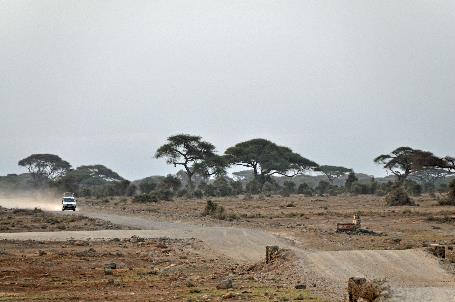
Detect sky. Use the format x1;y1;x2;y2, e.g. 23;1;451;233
1;0;454;180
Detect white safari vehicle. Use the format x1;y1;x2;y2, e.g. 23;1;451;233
62;192;77;211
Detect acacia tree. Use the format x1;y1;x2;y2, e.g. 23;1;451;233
57;164;128;196
155;134;226;191
316;165;352;184
18;154;71;185
225;139;318;183
374;147;445;185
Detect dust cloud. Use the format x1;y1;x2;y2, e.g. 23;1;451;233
0;191;63;211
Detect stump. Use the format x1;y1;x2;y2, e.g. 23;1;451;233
429;244;446;258
265;246;279;264
348;277;366;302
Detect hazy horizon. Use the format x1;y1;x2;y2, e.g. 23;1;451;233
2;1;454;180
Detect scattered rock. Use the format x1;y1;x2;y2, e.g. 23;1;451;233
129;235;145;243
38;250;47;256
75;248;97;257
104;267;113;275
107;262;117;269
294;284;306;289
216;278;233;289
222;292;236;299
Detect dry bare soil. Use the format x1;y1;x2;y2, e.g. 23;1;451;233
0;238;317;301
0;206;132;232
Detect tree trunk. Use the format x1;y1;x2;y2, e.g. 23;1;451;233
187;172;194;193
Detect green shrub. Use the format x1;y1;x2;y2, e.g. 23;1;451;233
133;193;158;203
351;182;370;195
153;188;173;201
280;188;290;197
202;200;226;220
177;189;187;198
193;189;203;199
203;184;217;197
405;180;422;196
230;180;243;195
262;181;275;196
438;180;455;205
246;179;261;194
212;177;233;197
283;181;296;194
385;187;414;206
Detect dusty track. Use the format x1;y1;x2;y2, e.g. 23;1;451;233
0;210;289;262
304;249;455;301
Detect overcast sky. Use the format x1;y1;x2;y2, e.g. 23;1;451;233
1;0;454;180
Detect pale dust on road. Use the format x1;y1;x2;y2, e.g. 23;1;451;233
0;196;63;211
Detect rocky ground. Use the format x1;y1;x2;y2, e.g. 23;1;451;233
0;206;133;232
0;238;321;302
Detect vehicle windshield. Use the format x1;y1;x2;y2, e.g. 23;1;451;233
63;198;75;203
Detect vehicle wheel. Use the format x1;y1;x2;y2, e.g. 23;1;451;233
73;209;76;211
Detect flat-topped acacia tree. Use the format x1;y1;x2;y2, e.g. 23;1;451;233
225;138;318;183
18;154;71;185
155;134;226;192
374;146;446;205
374;147;445;185
316;165;353;184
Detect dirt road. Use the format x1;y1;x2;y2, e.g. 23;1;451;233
304;249;455;301
0;209;289;262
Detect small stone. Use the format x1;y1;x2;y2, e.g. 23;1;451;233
107;262;117;269
295;284;306;289
38;250;46;256
104;268;113;275
222;292;235;299
216;278;233;289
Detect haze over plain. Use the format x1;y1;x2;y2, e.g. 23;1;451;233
1;1;454;179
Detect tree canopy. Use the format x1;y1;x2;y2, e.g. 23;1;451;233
18;154;71;183
316;165;352;183
64;165;125;185
374;147;445;184
57;164;128;196
225;138;318;182
155;134;227;190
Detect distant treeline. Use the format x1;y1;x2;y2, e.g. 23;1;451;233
1;135;454;204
